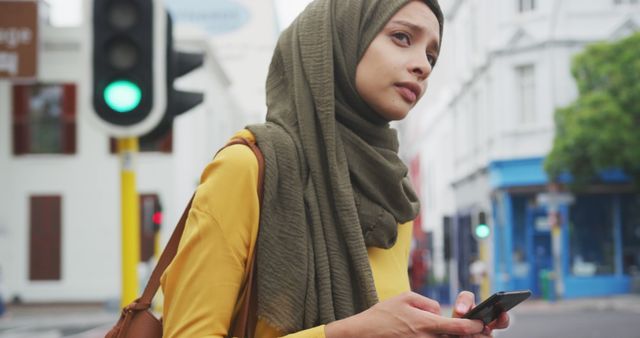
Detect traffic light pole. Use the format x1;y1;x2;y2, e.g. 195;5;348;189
479;240;490;301
118;137;141;308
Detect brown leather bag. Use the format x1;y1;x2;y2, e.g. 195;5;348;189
105;137;265;338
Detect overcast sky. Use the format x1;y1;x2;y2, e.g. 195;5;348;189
46;0;314;30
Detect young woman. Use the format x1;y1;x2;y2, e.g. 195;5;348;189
161;1;510;337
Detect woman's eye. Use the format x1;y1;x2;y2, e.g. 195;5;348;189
427;54;437;67
392;32;411;46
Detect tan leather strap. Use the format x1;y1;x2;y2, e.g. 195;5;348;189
222;137;264;338
136;137;265;337
138;195;194;306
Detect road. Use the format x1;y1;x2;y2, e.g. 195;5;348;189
1;296;639;337
501;307;640;337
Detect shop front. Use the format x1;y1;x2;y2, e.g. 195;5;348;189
489;158;639;299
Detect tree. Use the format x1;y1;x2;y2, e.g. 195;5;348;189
545;32;640;190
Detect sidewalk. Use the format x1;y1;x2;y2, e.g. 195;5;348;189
513;294;640;314
0;295;639;337
434;294;640;317
0;303;117;338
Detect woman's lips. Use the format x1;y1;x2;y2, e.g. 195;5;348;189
395;85;418;104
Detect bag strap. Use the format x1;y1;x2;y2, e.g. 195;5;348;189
223;137;264;338
136;137;265;336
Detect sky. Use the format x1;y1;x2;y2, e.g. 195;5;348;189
46;0;314;30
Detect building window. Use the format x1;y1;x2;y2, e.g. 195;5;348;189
108;128;173;154
12;83;76;155
518;0;536;12
516;64;536;125
614;0;639;5
30;195;62;281
622;194;640;275
569;195;615;276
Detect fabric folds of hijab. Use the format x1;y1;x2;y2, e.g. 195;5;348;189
246;0;443;334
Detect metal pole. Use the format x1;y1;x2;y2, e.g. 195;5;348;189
550;211;563;301
548;183;564;301
479;241;490;301
118;137;140;308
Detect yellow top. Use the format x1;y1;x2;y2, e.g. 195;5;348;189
161;130;413;338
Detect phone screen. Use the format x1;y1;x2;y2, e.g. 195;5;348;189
462;290;531;324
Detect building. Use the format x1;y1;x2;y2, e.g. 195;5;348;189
0;1;266;303
401;0;640;301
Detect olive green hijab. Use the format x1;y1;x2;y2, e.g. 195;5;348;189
246;0;443;333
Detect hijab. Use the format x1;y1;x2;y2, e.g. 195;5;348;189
246;0;443;333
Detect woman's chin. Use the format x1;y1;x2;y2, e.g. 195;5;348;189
379;107;412;121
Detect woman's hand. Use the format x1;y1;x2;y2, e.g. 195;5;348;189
448;291;510;338
325;292;484;338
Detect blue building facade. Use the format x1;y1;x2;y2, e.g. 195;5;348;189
489;158;639;299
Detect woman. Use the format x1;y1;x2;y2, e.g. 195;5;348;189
161;0;510;337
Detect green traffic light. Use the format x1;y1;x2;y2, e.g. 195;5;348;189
475;224;491;239
104;80;142;113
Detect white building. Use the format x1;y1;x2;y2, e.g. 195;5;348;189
400;0;640;299
0;1;263;303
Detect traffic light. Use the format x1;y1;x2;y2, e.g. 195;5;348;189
140;194;162;262
152;200;162;233
137;13;204;142
90;0;167;137
473;211;491;240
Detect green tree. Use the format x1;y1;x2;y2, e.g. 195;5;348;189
545;32;640;190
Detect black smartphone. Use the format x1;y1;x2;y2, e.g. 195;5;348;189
462;290;532;325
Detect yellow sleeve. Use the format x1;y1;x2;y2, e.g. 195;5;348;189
161;142;260;338
282;326;326;338
160;132;328;338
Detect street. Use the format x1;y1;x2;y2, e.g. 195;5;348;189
503;311;640;338
500;296;640;338
1;295;639;337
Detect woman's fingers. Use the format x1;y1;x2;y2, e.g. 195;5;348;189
482;324;493;336
426;315;484;336
452;291;476;318
405;291;442;315
488;311;510;330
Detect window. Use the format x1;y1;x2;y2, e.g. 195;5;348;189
109;128;173;154
30;195;62;281
469;3;478;52
621;194;640;275
45;0;83;27
518;0;536;12
516;64;536;125
614;0;639;5
471;91;480;146
569;195;615;276
12;83;76;155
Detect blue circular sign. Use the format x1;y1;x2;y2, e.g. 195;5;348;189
166;0;251;35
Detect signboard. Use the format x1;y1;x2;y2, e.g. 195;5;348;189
165;0;251;35
0;0;38;80
536;192;574;213
165;0;278;121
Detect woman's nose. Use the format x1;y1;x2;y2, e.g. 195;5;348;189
410;56;432;80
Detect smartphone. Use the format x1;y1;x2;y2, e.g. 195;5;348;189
462;290;532;324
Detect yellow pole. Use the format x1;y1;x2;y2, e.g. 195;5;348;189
479;241;490;301
153;229;163;314
154;231;161;260
118;137;140;308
